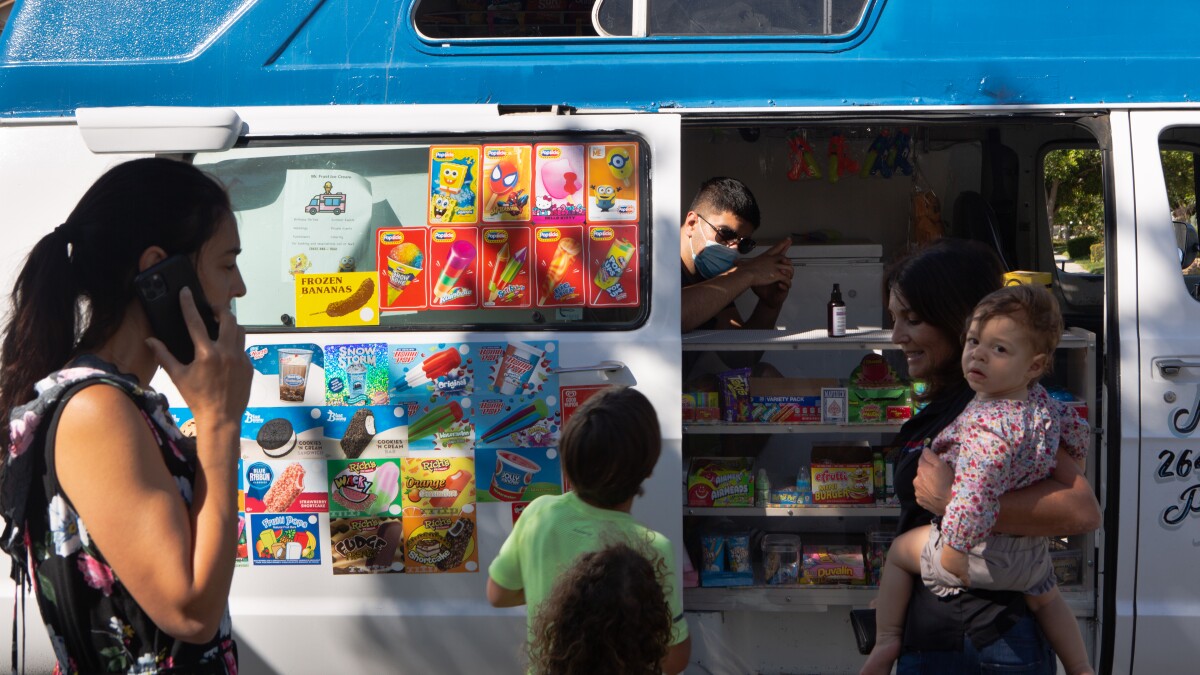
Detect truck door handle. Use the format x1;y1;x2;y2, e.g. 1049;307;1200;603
555;360;625;374
1156;358;1200;377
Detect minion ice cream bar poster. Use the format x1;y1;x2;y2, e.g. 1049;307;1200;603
281;170;373;282
586;143;638;223
428;146;480;225
250;513;321;566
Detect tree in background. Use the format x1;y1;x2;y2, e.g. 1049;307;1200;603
1044;149;1103;242
1161;150;1196;223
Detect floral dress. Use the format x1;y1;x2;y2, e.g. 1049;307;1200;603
0;356;237;674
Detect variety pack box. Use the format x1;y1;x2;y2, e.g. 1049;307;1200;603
749;377;838;424
847;354;912;423
687;457;753;507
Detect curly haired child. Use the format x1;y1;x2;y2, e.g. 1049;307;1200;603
528;543;673;675
862;284;1094;675
487;386;691;674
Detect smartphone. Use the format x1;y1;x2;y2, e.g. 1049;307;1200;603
134;255;220;364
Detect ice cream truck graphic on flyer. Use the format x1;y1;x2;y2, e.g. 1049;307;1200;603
8;1;1200;673
304;181;347;215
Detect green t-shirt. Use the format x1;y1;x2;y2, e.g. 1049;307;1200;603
488;491;688;646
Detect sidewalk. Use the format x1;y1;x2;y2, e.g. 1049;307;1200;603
1055;254;1089;274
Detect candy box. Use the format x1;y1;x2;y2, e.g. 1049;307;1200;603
749;377;837;424
687;457;754;507
718;368;751;423
800;544;867;585
847;354;911;423
810;445;875;504
683;391;720;423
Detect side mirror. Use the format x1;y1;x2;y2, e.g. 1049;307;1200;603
1175;220;1199;270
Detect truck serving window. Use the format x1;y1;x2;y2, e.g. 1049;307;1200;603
1158;130;1200;300
415;0;872;39
195;136;648;332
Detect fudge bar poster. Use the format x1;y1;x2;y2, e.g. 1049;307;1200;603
330;517;406;574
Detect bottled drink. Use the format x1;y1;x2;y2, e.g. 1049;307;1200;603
827;283;847;337
796;465;813;505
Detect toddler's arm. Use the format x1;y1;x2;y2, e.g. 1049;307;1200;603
941;424;1014;552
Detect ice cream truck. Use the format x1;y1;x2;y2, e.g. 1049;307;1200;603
3;1;1200;672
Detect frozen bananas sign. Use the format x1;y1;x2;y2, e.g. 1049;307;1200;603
294;272;379;327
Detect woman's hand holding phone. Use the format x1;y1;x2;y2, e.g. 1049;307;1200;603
146;287;252;443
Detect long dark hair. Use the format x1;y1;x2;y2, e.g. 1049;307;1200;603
0;158;230;459
885;238;1004;398
528;542;673;675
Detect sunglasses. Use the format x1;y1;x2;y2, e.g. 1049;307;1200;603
696;213;757;254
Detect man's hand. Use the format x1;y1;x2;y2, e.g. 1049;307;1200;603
914;448;953;515
737;238;793;289
941;545;970;586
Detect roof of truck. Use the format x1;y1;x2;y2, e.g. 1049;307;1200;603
3;0;1200;117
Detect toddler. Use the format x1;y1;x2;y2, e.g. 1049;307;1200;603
862;284;1093;675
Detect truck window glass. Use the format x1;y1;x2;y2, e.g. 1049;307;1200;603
1042;148;1105;279
1158;133;1200;299
414;0;872;40
194;137;649;332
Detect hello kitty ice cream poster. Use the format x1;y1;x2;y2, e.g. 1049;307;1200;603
532;144;585;224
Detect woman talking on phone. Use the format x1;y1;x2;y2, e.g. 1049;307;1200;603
0;158;251;673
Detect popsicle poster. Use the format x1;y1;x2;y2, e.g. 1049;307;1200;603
586;224;639;307
377;228;428;311
330;517;406;575
481;145;532;223
324;343;390;406
532;144;585;224
388;344;473;402
427;227;480;309
250;513;321;566
476;447;562;504
481;227;532;308
321;405;408;459
428;146;480;225
243;459;329;514
534;226;585;307
328;458;404;518
403;512;478;574
586;143;638;223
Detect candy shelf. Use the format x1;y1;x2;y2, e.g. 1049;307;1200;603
685;506;899;518
681;326;1098;617
683;586;1095;616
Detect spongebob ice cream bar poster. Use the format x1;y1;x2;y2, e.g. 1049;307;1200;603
428;146;480;224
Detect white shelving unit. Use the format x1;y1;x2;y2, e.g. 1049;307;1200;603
682;327;1098;616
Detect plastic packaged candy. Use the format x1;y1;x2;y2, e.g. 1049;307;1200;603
762;533;801;585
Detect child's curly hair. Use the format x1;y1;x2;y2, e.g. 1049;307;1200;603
528;543;673;675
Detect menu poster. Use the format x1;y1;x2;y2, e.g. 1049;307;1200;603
534;226;585;308
377;228;429;311
481;145;533;223
428;146;481;225
250;513;321;566
532;143;586;224
427;227;480;310
585;224;639;307
585;143;638;223
481;226;532;308
282;170;373;282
